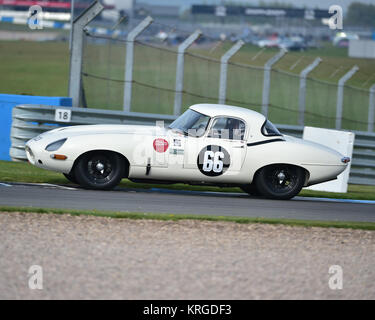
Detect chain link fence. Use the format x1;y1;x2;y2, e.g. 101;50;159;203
81;34;125;109
269;69;300;125
342;85;370;131
305;78;337;129
226;62;263;113
78;16;375;133
182;51;220;110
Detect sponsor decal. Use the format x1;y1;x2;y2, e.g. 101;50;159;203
170;149;184;155
197;145;230;176
173;138;181;147
153;138;169;153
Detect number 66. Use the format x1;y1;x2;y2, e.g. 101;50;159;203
203;151;224;173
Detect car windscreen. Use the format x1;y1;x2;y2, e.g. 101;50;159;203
262;120;282;136
169;109;210;137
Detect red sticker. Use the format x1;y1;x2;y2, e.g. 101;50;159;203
153;138;169;153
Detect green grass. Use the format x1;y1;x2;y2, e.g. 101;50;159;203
1;205;375;230
1;160;375;200
205;41;375;87
0;39;374;131
0;40;69;97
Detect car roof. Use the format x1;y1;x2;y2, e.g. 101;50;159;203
189;103;266;124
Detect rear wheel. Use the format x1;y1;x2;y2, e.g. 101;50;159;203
255;165;305;200
74;152;125;190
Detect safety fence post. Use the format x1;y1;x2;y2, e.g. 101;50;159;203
218;40;244;104
298;57;321;126
336;66;359;129
68;1;104;108
368;84;375;132
173;30;202;116
261;49;287;117
123;16;153;112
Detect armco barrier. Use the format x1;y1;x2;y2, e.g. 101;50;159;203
10;104;375;186
10;104;176;161
0;94;72;161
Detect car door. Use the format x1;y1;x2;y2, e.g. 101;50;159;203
183;116;247;180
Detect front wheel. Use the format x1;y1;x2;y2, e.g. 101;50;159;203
63;172;78;184
255;165;305;200
74;152;125;190
240;184;261;196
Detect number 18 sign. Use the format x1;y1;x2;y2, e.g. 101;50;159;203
55;109;72;123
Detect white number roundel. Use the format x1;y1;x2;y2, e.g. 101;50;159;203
198;145;230;177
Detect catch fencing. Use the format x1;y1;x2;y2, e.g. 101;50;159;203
16;3;372;186
10;104;375;186
71;12;375;133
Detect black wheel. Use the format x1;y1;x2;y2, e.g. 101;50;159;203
240;184;261;196
255;165;305;200
63;172;78;184
74;152;125;190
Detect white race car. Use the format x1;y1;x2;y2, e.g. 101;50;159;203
25;104;350;200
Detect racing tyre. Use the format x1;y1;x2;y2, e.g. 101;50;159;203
255;165;305;200
74;152;125;190
240;184;261;196
63;172;78;184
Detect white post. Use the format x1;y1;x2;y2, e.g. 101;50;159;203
218;40;244;104
298;57;321;126
69;0;75;51
68;1;104;108
123;16;153;112
173;30;202;116
336;66;359;129
261;49;287;117
368;84;375;132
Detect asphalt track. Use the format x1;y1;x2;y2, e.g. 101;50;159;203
0;182;374;222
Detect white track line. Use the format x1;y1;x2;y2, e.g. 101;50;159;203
0;182;78;191
36;183;79;191
295;196;375;205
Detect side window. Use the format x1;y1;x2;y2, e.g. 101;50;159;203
262;120;282;137
208;117;246;140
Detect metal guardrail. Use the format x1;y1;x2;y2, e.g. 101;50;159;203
10;104;176;161
10;104;375;186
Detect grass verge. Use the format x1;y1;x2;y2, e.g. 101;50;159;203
1;160;375;200
1;205;375;231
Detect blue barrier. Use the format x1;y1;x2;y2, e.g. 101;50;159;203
0;94;72;161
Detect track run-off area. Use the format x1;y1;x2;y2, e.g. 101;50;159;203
1;182;375;299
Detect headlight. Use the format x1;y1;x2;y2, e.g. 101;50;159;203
25;146;34;159
341;157;350;164
45;138;67;152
